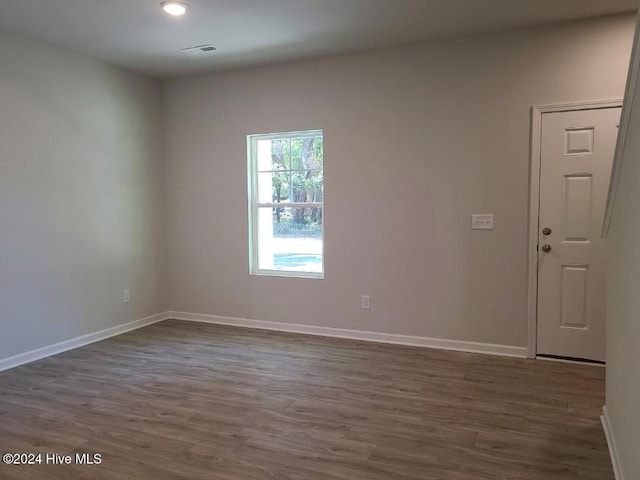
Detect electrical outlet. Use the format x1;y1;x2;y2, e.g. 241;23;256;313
471;214;494;230
123;289;131;303
361;295;371;310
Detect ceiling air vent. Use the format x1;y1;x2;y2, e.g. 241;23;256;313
180;44;218;56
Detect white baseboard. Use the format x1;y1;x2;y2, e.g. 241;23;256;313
169;311;528;358
0;311;170;372
602;405;625;480
0;310;528;373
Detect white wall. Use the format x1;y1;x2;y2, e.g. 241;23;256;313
0;29;167;359
606;19;640;478
164;15;634;348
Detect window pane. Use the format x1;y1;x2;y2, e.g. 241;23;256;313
258;138;290;171
250;129;323;278
291;136;323;170
292;170;323;203
258;171;291;203
257;206;323;273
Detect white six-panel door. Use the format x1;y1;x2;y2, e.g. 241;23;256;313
537;107;620;362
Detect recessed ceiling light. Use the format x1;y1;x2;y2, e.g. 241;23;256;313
161;2;189;16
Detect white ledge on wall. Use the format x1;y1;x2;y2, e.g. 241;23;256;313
602;405;626;480
0;312;170;372
0;311;528;373
169;311;528;358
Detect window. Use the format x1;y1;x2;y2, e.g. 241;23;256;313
247;130;324;278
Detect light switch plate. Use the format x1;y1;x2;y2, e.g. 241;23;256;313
472;214;494;230
361;295;371;310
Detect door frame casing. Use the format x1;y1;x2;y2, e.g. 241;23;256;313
527;99;623;359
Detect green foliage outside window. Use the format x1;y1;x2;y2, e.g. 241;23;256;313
270;136;323;238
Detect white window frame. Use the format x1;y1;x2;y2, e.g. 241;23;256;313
247;129;324;279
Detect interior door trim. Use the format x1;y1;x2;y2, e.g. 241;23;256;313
527;99;622;359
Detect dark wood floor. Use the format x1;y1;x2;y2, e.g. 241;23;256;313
0;320;613;480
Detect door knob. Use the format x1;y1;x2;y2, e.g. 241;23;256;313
541;244;552;253
542;227;552;236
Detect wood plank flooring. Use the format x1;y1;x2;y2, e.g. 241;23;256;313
0;320;613;479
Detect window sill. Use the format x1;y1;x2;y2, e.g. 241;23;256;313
250;270;324;280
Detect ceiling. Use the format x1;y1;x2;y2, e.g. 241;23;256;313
0;0;636;78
